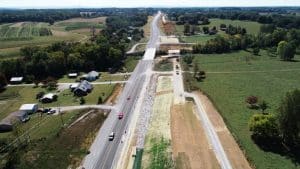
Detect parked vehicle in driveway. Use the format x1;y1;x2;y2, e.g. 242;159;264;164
47;109;56;115
109;132;115;141
118;112;124;119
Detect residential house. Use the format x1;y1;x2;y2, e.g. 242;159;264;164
40;93;57;103
73;80;93;96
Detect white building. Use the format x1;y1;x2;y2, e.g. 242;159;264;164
10;77;23;84
19;104;38;114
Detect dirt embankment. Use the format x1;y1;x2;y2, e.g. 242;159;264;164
105;83;123;105
171;102;220;169
196;91;252;169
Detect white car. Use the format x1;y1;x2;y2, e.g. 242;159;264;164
109;132;115;141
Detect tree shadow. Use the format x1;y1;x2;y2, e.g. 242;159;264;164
252;136;300;165
0;87;7;93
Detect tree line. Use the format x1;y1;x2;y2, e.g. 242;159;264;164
166;7;300;29
191;25;300;61
248;90;300;153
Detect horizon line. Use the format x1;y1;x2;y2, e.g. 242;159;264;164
1;5;300;10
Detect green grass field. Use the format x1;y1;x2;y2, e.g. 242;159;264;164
181;34;217;44
178;18;261;44
188;50;300;169
55;21;104;31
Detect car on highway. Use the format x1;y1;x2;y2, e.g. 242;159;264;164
109;132;115;141
127;96;131;100
118;112;124;119
176;65;179;69
176;71;179;75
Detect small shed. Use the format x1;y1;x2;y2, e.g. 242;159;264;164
40;93;57;103
73;80;93;96
68;73;78;78
10;77;23;84
19;104;38;114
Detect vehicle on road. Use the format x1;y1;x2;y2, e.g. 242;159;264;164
109;132;115;141
176;65;179;69
127;96;131;100
118;112;124;119
47;109;56;115
176;71;179;75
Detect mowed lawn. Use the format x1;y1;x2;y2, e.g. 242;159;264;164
190;51;300;169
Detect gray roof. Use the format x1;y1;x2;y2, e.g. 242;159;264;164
88;71;99;78
75;80;93;92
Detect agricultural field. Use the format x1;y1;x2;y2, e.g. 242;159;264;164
186;50;300;169
54;17;105;32
0;22;51;41
0;17;106;59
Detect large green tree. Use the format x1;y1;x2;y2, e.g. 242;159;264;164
277;41;296;61
278;89;300;146
249;114;280;141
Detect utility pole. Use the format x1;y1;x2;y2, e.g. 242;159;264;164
58;104;64;126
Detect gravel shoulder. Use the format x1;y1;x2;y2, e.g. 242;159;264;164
196;91;252;169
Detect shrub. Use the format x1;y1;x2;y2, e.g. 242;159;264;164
249;114;280;141
246;96;258;109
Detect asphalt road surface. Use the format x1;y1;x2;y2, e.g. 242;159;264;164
82;12;161;169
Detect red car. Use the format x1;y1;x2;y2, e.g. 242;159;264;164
118;112;124;119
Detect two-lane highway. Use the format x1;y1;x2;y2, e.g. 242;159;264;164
82;12;161;169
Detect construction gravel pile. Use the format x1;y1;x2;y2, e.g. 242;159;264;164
136;75;158;148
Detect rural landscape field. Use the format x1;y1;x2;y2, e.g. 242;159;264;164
0;2;300;169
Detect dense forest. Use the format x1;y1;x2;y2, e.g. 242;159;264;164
0;11;148;84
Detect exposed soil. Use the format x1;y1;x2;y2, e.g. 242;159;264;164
105;83;123;105
196;91;252;169
171;102;220;169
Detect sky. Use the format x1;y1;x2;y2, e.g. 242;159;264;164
0;0;300;8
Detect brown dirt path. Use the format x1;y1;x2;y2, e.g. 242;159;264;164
105;84;123;105
196;91;252;169
171;102;220;169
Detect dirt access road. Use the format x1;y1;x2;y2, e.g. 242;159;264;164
197;92;251;169
171;102;220;169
